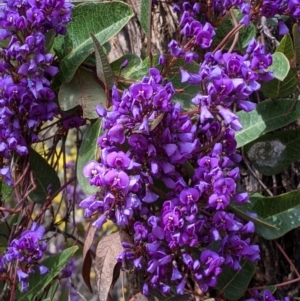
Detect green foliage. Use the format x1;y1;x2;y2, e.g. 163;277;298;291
140;0;151;35
267;52;290;81
77;119;102;194
261;67;297;98
54;2;134;83
236;99;300;148
29;148;61;204
216;260;255;300
215;10;256;50
276;34;294;60
1;181;13;200
245;129;300;176
90;33;115;90
58;66;106;119
234;192;300;240
16;246;78;301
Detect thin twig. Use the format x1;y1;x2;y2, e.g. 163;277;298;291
248;276;300;291
275;240;300;278
228;8;240;53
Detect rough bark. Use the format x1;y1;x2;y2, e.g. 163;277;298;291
108;0;178;62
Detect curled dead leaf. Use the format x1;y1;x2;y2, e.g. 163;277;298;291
82;222;97;293
95;230;131;301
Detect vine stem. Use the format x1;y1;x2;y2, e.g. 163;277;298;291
213;23;244;54
248;276;300;291
275;240;300;278
228;8;240;53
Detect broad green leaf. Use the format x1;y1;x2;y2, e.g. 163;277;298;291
276;34;294;60
235;192;300;240
236;99;300;148
293;23;300;66
54;2;134;83
90;33;115;89
17;246;78;301
77;119;101;194
251;190;300;239
261;67;297;98
215;10;256;50
167;59;201;109
29;148;61;204
42;299;51;301
245;129;300;176
110;54;142;79
267;52;290;81
228;204;278;230
58;66;106;119
126;55;160;80
216;260;255;301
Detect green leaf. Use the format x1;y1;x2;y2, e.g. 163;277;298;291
29;148;61;204
245;129;300;176
235;99;300;148
216;260;255;301
293;23;300;66
90;33;115;89
228;204;278;230
140;0;151;35
58;66;106;119
167;59;200;109
276;34;294;60
17;246;78;301
126;55;160;80
54;2;134;83
110;54;142;79
251;190;300;239
267;52;290;81
45;29;56;53
46;279;59;300
77;119;101;194
261;67;297;98
1;181;13;200
234;192;300;240
215;10;256;50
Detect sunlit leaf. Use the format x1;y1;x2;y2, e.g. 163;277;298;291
77;119;102;194
54;2;133;83
236;99;300;148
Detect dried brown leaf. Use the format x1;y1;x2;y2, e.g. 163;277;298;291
95;230;131;301
82;222;97;293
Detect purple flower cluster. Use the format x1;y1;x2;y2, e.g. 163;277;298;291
80;66;260;294
245;290;290;301
1;223;48;292
181;38;273;126
0;0;72;184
